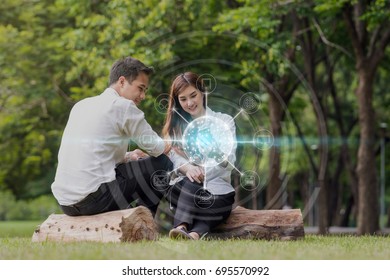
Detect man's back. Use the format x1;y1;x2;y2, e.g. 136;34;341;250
52;88;163;205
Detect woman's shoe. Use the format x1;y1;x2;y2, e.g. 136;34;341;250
199;232;208;240
169;227;194;240
188;231;200;240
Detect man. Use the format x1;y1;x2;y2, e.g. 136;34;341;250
51;56;172;217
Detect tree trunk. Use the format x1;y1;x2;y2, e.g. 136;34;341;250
294;12;329;234
316;153;329;234
356;69;379;234
32;206;158;243
210;206;304;240
263;12;298;210
340;195;354;227
342;0;390;235
266;90;283;209
325;49;359;227
387;206;390;228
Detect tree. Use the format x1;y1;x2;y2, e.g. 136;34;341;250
316;0;390;234
213;0;302;210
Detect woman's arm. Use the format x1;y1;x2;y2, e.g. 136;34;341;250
178;164;204;183
169;147;204;183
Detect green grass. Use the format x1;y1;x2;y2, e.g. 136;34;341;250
0;221;389;260
0;221;42;238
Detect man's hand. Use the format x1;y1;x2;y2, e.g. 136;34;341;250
124;149;148;162
163;143;171;155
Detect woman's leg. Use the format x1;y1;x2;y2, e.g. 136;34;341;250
168;178;235;239
170;178;204;229
189;191;235;237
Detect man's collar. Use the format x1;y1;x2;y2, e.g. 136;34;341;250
105;87;120;97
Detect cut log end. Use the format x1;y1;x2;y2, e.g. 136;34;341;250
119;206;158;242
209;206;304;240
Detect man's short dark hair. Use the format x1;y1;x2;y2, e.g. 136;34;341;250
109;57;154;85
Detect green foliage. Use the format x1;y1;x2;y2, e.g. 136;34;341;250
212;1;290;80
360;0;390;31
213;5;279;39
314;0;351;13
0;191;16;220
0;191;60;221
315;0;390;31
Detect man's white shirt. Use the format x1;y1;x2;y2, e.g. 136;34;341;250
51;88;165;205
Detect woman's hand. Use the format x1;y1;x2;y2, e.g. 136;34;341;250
185;165;204;183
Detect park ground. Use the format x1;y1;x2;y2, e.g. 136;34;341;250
0;221;389;260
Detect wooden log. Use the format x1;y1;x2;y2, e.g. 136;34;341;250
209;206;305;240
32;206;157;243
32;206;304;242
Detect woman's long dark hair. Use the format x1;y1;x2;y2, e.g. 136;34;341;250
162;72;207;151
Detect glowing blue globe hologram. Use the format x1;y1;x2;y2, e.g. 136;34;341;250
182;116;234;167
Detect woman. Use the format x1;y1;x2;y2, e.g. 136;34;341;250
162;72;236;240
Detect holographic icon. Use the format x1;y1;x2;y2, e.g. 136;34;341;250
253;129;274;150
138;134;159;151
198;73;217;93
239;92;260;114
194;188;215;209
150;170;171;192
154;93;172;114
240;170;261;191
